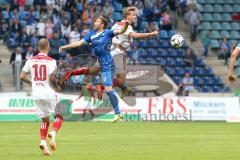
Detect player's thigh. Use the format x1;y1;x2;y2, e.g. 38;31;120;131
35;99;55;118
102;71;113;87
112;54;127;75
89;59;101;75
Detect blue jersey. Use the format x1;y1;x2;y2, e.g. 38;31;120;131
83;29;115;72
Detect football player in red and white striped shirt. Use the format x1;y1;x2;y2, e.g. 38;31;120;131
20;39;63;156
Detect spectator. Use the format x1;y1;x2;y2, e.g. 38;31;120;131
45;18;54;39
10;8;19;21
37;18;46;38
81;24;90;37
49;32;61;60
181;73;194;96
10;18;22;33
176;83;185;96
187;7;201;42
9;47;26;75
33;0;47;6
154;0;162;19
26;6;35;35
201;31;211;58
146;21;159;33
69;26;80;43
61;19;71;38
184;47;196;69
17;0;26;6
160;10;172;30
218;38;231;64
25;46;36;60
103;1;114;19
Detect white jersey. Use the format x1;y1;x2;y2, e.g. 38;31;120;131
22;53;57;100
110;20;134;56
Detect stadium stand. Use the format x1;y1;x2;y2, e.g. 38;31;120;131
0;0;230;94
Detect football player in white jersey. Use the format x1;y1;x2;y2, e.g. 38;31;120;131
61;7;158;97
20;39;63;156
229;43;240;83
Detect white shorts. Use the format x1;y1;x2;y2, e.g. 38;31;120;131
34;99;60;118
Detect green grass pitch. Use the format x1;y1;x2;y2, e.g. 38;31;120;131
0;122;240;160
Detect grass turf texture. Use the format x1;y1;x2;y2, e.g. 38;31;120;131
0;122;239;160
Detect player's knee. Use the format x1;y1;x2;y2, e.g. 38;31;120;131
54;114;63;120
105;86;113;92
42;117;50;122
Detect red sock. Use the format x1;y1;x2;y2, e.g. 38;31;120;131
72;67;89;76
40;121;49;140
53;116;63;132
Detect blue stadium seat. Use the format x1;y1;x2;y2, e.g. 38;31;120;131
202;85;212;92
165;67;175;76
194;76;203;86
200;22;211;30
157;48;167;57
221;22;231;30
175;67;185;76
205;0;214;3
185;67;193;75
175;58;185;66
213;85;222;92
210;39;220;49
204;67;213;76
166;57;175;66
223;0;233;4
197;0;204;4
173;76;182;85
151;49;158;57
230;31;240;39
168;30;176;38
231;22;240;30
233;5;240;12
220;31;230;39
210;31;220;39
156;57;166;65
213;5;223;12
211;22;221;30
222;13;231;21
146;57;155;64
160;30;168;39
138;48;146;57
147;39;158;48
214;0;223;3
203;76;213;85
167;48;176;57
203;5;213;12
212;13;222;21
202;13;213;21
193;67;204;76
223;5;233;13
233;0;240;4
176;49;184;57
139;21;149;30
195;58;204;67
213;76;222;85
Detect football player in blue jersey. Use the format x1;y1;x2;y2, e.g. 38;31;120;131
59;16;130;122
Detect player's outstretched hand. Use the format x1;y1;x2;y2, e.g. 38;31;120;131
229;74;236;83
151;31;159;37
59;46;66;53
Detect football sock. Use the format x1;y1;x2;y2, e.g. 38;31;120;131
72;67;89;76
40;121;49;140
107;90;120;115
53;116;63;132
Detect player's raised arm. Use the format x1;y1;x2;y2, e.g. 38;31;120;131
129;30;159;39
114;20;131;36
229;47;240;83
59;39;85;52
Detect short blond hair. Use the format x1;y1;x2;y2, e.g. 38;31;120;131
38;38;49;50
123;6;137;18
